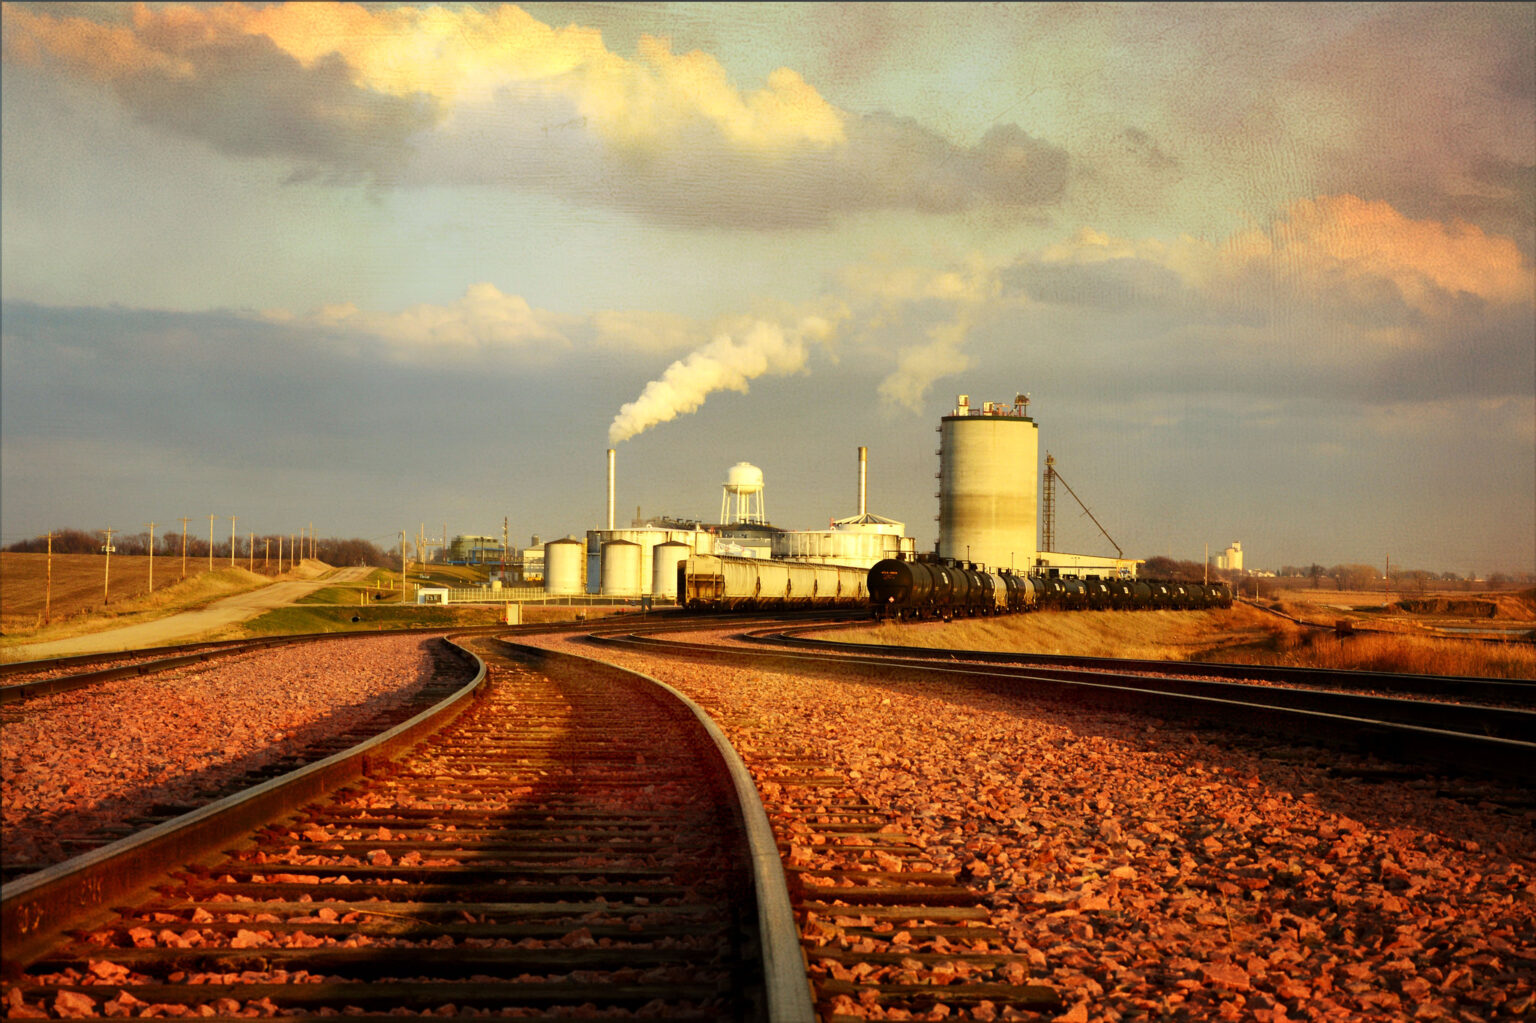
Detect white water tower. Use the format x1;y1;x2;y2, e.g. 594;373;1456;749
720;461;767;525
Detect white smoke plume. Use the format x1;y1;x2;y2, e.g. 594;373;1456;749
608;313;838;443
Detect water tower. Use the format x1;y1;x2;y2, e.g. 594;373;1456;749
720;462;767;525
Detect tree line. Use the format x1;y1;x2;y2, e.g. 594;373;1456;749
4;529;396;569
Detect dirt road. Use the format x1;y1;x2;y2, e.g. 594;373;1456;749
4;567;370;661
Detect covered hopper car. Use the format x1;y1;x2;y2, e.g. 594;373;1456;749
679;554;870;610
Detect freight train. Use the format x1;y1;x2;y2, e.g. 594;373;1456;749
867;557;1233;620
677;553;1233;618
678;554;869;609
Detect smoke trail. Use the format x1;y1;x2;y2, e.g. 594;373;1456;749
608;314;835;443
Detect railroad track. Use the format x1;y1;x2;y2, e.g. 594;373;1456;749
0;626;538;706
2;634;812;1020
588;631;1536;781
750;623;1536;707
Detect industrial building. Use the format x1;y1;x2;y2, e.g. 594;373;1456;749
576;446;916;600
937;394;1140;580
444;534;507;565
1217;541;1244;573
773;447;916;566
565;393;1138;607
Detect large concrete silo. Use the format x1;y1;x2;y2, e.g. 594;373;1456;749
937;394;1039;572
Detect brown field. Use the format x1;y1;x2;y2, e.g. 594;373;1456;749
832;593;1536;680
0;552;321;646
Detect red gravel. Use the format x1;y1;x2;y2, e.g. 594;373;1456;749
534;633;1536;1022
2;636;444;871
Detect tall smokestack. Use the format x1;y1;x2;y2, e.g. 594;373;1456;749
606;449;615;530
858;446;867;517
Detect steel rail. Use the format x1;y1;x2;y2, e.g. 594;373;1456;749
496;638;817;1023
588;633;1536;781
747;624;1536;706
0;637;489;974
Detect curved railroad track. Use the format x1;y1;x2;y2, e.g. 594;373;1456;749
750;622;1536;707
587;627;1536;782
1;633;813;1021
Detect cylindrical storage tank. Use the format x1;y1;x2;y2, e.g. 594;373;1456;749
938;398;1039;573
544;538;584;596
600;540;641;597
651;541;690;603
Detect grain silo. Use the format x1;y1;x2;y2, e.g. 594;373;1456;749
937;394;1038;572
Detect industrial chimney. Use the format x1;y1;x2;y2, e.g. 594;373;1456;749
606;448;615;530
858;446;868;517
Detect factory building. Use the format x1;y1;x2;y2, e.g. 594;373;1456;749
444;534;507;565
937;393;1139;579
775;447;916;568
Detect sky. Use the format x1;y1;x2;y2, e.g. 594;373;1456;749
2;2;1533;576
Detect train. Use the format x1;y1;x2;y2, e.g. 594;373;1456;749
677;553;1233;618
867;557;1233;620
678;554;869;609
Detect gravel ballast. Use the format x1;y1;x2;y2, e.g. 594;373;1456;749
2;635;444;871
533;634;1535;1022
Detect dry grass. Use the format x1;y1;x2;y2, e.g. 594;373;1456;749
1;554;275;647
832;602;1536;680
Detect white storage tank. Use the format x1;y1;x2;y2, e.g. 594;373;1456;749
938;394;1039;573
544;538;584;596
651;541;690;603
600;539;642;597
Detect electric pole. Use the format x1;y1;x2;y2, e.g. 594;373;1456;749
208;514;216;573
145;521;156;594
401;531;408;602
264;537;270;571
249;531;254;571
44;531;54;624
230;515;238;567
101;527;116;604
179;516;189;578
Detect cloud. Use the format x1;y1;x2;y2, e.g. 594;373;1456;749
1;2;439;180
2;2;1069;226
263;283;574;360
1022;196;1532;320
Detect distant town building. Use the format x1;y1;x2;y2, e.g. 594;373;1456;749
1216;541;1244;573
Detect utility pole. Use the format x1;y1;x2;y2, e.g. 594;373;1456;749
179;516;190;578
208;514;216;573
101;527;116;604
44;531;54;624
264;537;270;571
249;531;254;572
502;516;508;583
278;535;284;573
230;515;238;567
145;521;156;594
401;530;408;602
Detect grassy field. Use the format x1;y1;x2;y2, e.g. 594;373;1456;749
832;591;1536;679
